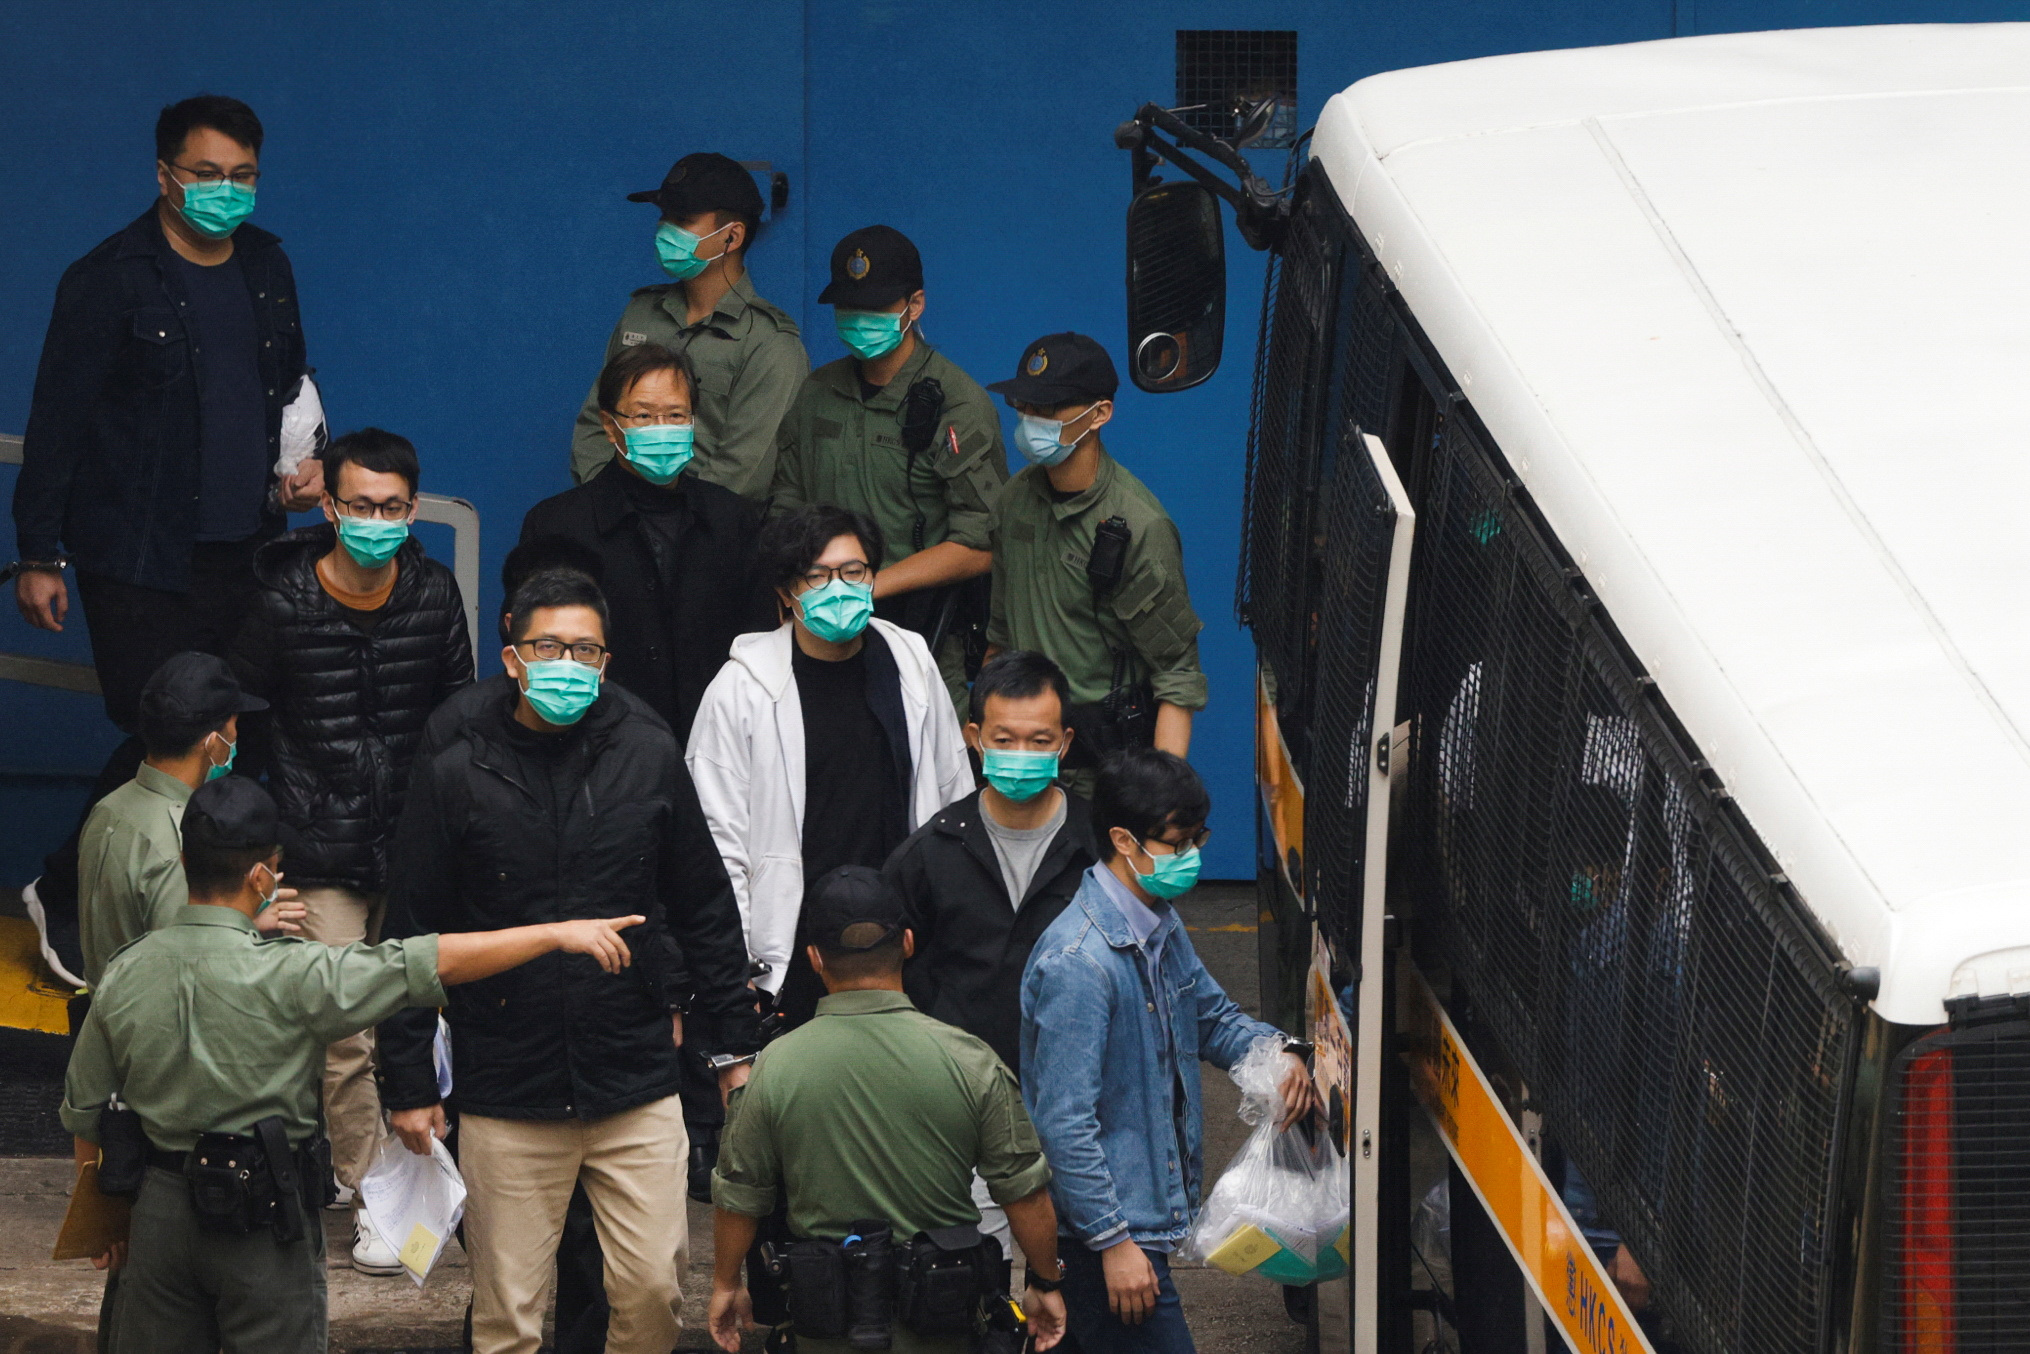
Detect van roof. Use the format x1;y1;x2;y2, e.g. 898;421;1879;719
1312;24;2030;1024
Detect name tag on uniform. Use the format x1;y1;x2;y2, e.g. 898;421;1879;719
621;332;648;347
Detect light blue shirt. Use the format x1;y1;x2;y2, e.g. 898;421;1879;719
1088;862;1167;986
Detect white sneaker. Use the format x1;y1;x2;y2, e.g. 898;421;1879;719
350;1209;405;1276
23;879;86;991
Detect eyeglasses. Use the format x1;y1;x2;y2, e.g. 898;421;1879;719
799;561;872;589
166;161;260;188
1147;827;1213;853
611;411;694;427
514;639;608;665
332;495;413;521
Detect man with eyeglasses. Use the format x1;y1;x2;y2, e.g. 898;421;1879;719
11;93;321;990
523;342;773;742
568;152;807;498
227;427;472;1274
1020;749;1319;1353
769;226;1009;710
378;567;757;1354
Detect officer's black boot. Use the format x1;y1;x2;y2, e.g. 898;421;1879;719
842;1222;896;1351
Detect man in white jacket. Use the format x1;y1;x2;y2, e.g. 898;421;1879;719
686;503;971;1029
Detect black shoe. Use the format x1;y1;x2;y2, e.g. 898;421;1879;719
23;879;85;991
688;1131;719;1203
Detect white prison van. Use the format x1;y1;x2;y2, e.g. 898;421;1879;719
1118;23;2030;1354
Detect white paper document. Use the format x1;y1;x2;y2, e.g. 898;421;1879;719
357;1134;467;1287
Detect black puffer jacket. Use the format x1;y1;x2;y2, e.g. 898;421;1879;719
229;524;473;891
377;677;758;1120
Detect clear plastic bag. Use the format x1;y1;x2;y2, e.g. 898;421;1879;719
1184;1036;1350;1286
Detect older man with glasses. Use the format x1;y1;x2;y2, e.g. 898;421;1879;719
227;426;472;1273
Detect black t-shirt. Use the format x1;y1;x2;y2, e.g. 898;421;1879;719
620;466;688;578
794;643;908;884
169;250;268;542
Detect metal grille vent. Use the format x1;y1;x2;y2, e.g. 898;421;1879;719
1884;1018;2030;1350
1303;426;1395;952
1175;30;1298;149
1402;414;1857;1354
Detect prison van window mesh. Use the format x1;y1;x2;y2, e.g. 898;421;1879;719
1175;30;1298;149
1401;414;1858;1354
1883;1021;2030;1349
1238;191;1330;718
1303;425;1395;953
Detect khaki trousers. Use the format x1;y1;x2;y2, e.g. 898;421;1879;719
296;885;388;1191
460;1096;690;1354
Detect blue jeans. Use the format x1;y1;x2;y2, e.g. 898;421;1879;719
1061;1243;1195;1353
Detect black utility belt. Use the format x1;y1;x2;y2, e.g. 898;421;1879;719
177;1118;335;1244
777;1219;1020;1350
1063;680;1157;770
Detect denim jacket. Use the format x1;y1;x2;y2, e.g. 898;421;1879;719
1019;867;1281;1250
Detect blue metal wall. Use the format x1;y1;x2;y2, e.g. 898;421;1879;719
4;0;2024;881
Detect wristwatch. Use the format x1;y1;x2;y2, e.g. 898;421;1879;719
1025;1265;1064;1293
708;1051;758;1073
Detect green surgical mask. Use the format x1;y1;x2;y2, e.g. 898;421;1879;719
335;515;409;568
205;731;237;782
981;749;1060;802
835;309;908;361
252;863;281;916
177;179;257;239
621;423;695;485
521;658;601;726
656;219;734;281
1131;843;1201;900
798;578;874;644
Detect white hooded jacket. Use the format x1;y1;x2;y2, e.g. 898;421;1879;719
684;618;972;993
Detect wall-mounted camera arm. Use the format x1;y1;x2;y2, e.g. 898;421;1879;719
1113;103;1287;251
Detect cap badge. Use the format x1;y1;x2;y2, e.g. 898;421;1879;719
1026;349;1049;376
847;249;870;280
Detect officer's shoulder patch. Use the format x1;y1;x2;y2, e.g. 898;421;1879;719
628;282;678;299
620;331;649;347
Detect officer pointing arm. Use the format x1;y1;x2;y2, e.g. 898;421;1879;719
61;776;643;1354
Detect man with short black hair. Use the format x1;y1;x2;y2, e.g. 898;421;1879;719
229;426;473;1273
708;866;1067;1354
688;504;972;1028
379;569;757;1354
12;93;321;986
1021;749;1318;1352
65;775;649;1353
569;152;806;497
525;343;773;740
770;226;1008;706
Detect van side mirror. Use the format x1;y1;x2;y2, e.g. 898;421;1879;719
1125;180;1226;393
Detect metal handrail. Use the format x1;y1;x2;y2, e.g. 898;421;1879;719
0;435;481;688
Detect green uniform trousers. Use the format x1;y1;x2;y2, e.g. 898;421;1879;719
108;1166;326;1354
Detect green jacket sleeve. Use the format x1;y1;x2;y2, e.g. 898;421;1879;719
296;935;447;1047
710;1071;782;1217
60;1005;115;1142
1114;516;1208;711
716;328;809;500
768;389;811;516
987;508;1011;650
973;1055;1051;1206
569;311;635;484
932;392;1008;552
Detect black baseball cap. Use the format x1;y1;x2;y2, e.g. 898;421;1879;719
802;866;908;953
183;776;298;858
987;332;1120;406
627;152;764;225
818;225;923;309
138;652;266;732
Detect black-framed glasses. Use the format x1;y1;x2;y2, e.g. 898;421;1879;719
799;561;872;589
166;160;260;188
332;495;413;521
514;639;607;665
1147;827;1213;853
611;411;694;427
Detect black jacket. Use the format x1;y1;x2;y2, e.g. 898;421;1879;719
887;788;1099;1071
12;206;306;588
228;524;473;891
518;463;774;740
378;676;758;1120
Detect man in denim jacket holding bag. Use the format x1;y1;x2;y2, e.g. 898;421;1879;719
1020;748;1317;1352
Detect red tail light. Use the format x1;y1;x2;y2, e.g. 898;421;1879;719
1896;1044;1956;1353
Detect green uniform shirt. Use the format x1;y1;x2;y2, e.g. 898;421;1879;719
62;906;445;1149
770;341;1008;564
988;449;1208;711
570;272;808;498
76;763;192;989
711;989;1048;1241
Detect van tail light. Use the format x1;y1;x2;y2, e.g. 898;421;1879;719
1893;1044;1956;1353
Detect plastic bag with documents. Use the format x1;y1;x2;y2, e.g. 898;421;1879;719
357;1133;466;1287
1183;1036;1350;1286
